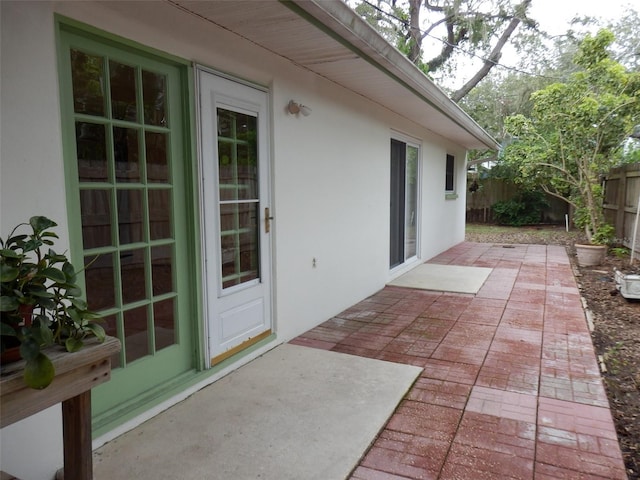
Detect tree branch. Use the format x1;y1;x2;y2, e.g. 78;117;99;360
407;0;423;63
426;21;468;72
540;184;577;210
451;0;532;102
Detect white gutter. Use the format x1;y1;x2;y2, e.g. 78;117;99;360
286;0;499;151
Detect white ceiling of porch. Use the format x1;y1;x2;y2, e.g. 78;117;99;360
169;0;497;150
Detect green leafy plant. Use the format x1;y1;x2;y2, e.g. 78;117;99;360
492;190;549;226
502;30;640;244
1;216;104;389
590;224;615;246
610;246;630;258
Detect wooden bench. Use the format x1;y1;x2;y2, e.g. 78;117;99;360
1;337;120;480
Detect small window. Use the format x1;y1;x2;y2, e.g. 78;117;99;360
445;154;455;192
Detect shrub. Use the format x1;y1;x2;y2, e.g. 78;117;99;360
492;190;549;226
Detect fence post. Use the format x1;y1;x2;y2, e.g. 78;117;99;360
616;166;627;237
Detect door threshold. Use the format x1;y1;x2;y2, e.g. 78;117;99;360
211;329;272;366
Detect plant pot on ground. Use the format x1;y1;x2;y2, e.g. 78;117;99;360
575;243;608;266
0;216;105;389
574;224;615;267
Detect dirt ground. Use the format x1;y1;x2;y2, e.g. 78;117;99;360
466;224;640;479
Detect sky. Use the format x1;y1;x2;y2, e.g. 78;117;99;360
436;0;634;89
528;0;629;36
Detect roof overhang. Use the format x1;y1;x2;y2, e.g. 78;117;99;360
169;0;499;151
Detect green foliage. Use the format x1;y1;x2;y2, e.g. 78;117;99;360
459;71;553;141
1;216;104;389
591;224;615;246
610;246;629;258
502;30;640;243
619;138;640;163
492;190;549;226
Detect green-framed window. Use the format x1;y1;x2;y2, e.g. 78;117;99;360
57;21;199;429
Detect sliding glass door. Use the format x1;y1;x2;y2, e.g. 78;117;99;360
390;138;419;268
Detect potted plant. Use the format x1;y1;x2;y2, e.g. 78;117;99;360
574;223;614;266
501;30;640;266
1;216;105;389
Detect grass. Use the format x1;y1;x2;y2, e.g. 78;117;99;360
465;224;520;234
465;223;587;244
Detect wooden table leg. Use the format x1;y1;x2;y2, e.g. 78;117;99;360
62;391;93;480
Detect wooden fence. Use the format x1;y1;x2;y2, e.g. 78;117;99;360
466;178;517;223
603;163;640;250
466;176;568;224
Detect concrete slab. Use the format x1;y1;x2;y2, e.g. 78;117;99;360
93;344;422;480
388;263;492;294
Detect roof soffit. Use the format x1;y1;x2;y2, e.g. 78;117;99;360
170;0;498;150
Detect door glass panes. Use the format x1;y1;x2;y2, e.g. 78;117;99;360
405;146;418;259
151;245;173;296
153;299;175;351
390;139;420;267
149;190;172;240
70;49;105;116
80;189;112;249
217;109;257;201
102;314;120;368
146;132;169;183
142;70;167;127
121;248;147;304
110;61;137;122
217;107;260;290
75;122;108;182
117;189;144;244
84;253;116;311
70;48;178;369
219;203;259;289
124;306;149;363
114;127;141;182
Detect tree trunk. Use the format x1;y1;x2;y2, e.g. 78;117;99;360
407;0;422;63
451;0;532;102
426;22;462;72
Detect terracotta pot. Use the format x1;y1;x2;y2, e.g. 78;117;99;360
18;304;34;326
1;338;22;364
575;243;607;267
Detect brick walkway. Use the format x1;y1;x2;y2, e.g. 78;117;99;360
291;242;627;479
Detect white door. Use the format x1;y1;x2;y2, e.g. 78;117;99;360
198;69;272;365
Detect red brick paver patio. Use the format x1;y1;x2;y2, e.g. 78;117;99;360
291;242;627;480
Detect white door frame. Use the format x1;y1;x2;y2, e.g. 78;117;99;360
196;66;273;365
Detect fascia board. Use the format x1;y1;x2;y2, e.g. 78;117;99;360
284;0;499;151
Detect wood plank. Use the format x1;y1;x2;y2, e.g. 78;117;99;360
62;391;93;480
0;337;120;428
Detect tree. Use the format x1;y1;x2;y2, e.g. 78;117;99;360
458;5;640;147
352;0;535;100
509;6;640;78
502;30;640;243
607;8;640;72
458;70;551;141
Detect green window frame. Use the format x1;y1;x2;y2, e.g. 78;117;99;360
57;19;203;432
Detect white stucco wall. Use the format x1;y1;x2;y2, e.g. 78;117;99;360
1;3;68;479
1;2;469;477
